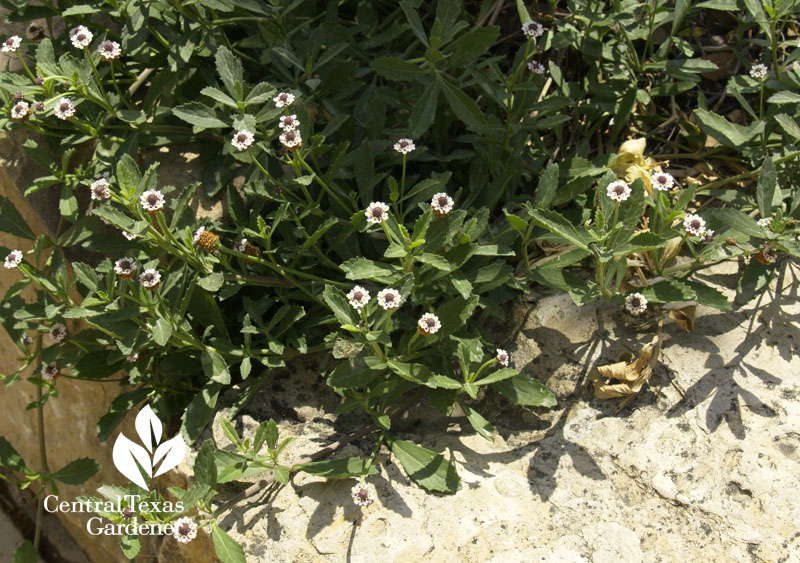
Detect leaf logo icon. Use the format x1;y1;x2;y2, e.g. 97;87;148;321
112;405;186;490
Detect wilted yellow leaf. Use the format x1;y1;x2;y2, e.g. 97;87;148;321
609;138;662;198
667;305;696;333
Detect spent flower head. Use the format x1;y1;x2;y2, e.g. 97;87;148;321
702;229;715;243
98;40;121;61
10;101;31;121
90;178;111;201
231;130;254;151
279;129;302;149
521;20;544;39
431;193;454;218
172;517;198;544
54;98;75;120
651;171;675;192
393;138;415;155
496;349;509;367
625;293;648;315
140;190;165;213
2;36;22;53
683;214;706;237
365;202;389;224
756;244;777;265
114;258;137;279
278;115;298;131
41;362;59;382
749;63;768;80
49;323;67;343
69;25;93;49
351;480;377;507
4;250;23;269
377;288;402;310
527;60;546;74
347;285;371;310
193;226;219;252
139;269;162;290
417;313;441;336
273;92;295;108
607;180;631;202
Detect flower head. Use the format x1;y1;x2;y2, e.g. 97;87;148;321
351;480;377;507
27;25;45;41
757;217;772;230
273;92;295;108
172;517;198;544
69;25;93;49
2;36;22;53
393;138;415;155
749;63;768;80
139;269;161;290
417;313;441;336
496;349;509;367
41;362;59;382
122;230;138;241
10;101;31;121
120;507;135;519
54;98;75;120
702;229;715;243
625;293;648;315
114;257;137;279
21;334;33;347
376;288;402;310
34;76;44;86
347;285;371;310
683;214;706;237
35;102;44;112
140;190;165;213
127;352;142;363
49;323;67;343
606;180;631;202
98;40;121;61
365;201;389;224
4;250;23;269
527;60;546;74
651;171;675;192
231;129;254;151
235;238;260;261
279;129;302;149
278;114;298;131
521;20;544;39
90;178;111;201
193;226;219;252
430;192;454;218
756;244;777;265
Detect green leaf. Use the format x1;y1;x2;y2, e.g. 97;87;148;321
683;281;732;311
642;279;696;303
386;361;461;389
202;349;230;384
416;252;451;271
173;103;229;131
91;207;136;232
322;285;357;326
197;272;225;292
409;81;440;138
515;0;531;22
215;46;244;101
0;437;26;472
610;87;637;142
220;418;240;445
328;357;383;388
211;523;246;563
340;257;396;282
52;457;101;485
693;109;758;149
474;367;518;386
97;388;151;442
491;374;557;407
120;534;141;559
436;294;480;334
534;163;559;208
708;208;763;238
743;0;772;42
194;439;218;489
273;464;290;484
296;457;379;479
390;440;460;493
254;419;279;453
13;541;36;563
152;318;172;347
460;402;494;440
0;196;35;240
736;260;772;305
71;351;124;380
446;26;499;67
71;262;100;292
757;156;777;218
774;114;800;141
505;212;528;235
399;0;430;47
439;77;489;133
116;154;141;194
372;57;427;81
201;86;239;108
527;209;592;250
182;382;222;444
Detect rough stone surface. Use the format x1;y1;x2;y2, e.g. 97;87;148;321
201;261;800;563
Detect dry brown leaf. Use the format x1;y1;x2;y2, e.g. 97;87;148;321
660;236;683;266
591;334;661;399
668;305;696;333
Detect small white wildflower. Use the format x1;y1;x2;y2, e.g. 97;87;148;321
235;238;248;252
49;323;67;343
114;257;137;279
651;171;675;192
140;189;165;213
273;92;295;108
607;180;631;202
10;101;31;120
527;60;545;74
279;129;302;148
122;230;138;241
54;98;75;120
351;480;377;507
376;288;402;310
496;349;509;367
365;201;389;224
231;129;254;151
139;269;161;290
278;114;298;131
69;25;93;49
749;64;768;80
430;192;454;218
41;362;59;382
702;229;714;243
417;313;441;335
521;20;544;39
2;36;22;53
98;40;121;61
4;250;23;269
625;292;648;315
683;214;706;237
172;517;198;544
757;217;772;230
127;352;141;363
347;285;371;310
90;178;111;201
393;138;415;155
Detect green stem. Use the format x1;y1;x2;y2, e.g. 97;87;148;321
469;358;497;384
399;154;407;217
15;51;37;82
296;152;351;214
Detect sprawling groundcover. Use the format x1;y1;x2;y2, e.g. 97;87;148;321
1;0;798;560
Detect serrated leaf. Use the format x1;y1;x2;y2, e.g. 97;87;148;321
439;77;489;133
322;285;357;326
120;534;141;558
197;272;225;292
182;382;222;444
460;402;494;440
693;109;758;148
372;57;427;80
491;373;557;407
0;437;26;472
201;86;239;108
52;457;101;485
0;196;35;240
173;103;229;131
390;440;460;493
527;209;592;250
757;156;777;218
152;318;172;347
211;522;246;563
215;46;244;101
